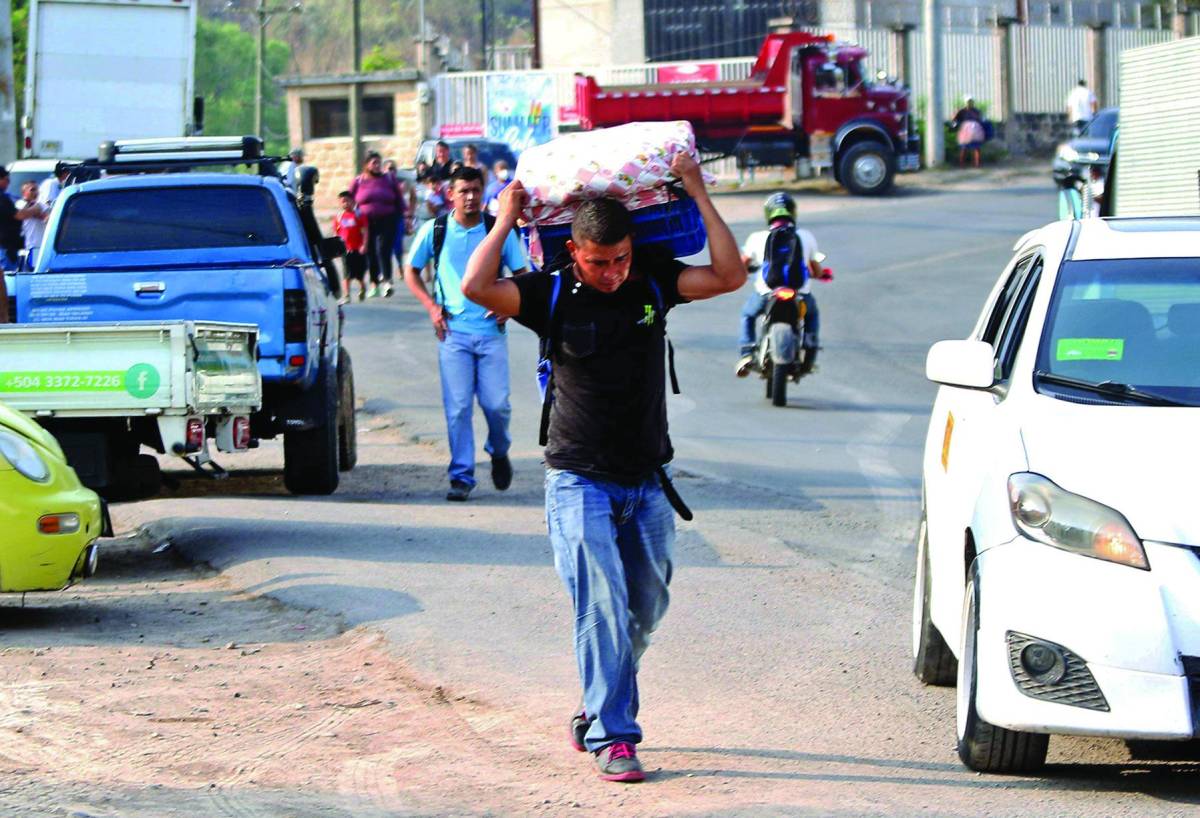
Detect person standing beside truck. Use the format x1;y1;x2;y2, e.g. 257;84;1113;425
16;181;47;265
0;169;22;270
461;153;745;782
349;151;406;298
1067;79;1097;137
37;162;69;211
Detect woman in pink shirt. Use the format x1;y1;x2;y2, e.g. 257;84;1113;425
348;151;406;297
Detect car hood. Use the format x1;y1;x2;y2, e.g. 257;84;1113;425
1021;400;1200;545
0;400;65;461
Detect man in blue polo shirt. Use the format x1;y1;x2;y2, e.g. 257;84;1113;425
404;165;529;501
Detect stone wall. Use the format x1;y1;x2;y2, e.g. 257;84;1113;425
993;113;1075;158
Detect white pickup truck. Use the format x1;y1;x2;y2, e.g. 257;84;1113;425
0;321;261;498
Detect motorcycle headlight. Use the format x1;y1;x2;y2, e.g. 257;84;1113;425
1008;473;1148;570
0;429;51;483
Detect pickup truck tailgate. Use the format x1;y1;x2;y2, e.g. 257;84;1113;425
0;321;260;416
15;267;288;359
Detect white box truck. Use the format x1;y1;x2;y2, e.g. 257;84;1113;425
1112;36;1200;217
22;0;200;160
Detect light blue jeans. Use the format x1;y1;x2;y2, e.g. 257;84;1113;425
545;467;676;751
437;331;511;487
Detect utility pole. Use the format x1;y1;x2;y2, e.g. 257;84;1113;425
531;0;541;68
350;0;363;173
0;0;15;165
417;0;427;74
255;0;266;139
923;0;945;168
248;0;301;144
481;0;490;70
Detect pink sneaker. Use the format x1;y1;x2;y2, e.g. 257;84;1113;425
595;742;644;782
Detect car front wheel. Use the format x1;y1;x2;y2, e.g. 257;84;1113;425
956;567;1048;773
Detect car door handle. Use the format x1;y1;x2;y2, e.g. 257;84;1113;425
134;281;166;295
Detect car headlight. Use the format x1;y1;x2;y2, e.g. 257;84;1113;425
0;429;52;483
1057;145;1079;163
1007;473;1148;570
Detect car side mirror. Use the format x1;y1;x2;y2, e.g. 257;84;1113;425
926;340;995;389
320;236;346;260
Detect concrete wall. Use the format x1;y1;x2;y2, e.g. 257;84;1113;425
283;79;427;215
538;0;646;68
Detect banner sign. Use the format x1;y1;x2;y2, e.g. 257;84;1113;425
656;63;720;84
440;122;485;138
486;73;556;153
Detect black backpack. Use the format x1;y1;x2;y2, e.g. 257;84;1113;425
760;224;807;290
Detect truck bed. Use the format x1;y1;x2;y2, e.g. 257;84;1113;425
0;321;260;418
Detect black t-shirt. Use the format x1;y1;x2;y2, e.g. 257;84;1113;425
429;161;453;182
512;252;688;483
0;193;19;255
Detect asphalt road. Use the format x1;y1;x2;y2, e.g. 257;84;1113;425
133;175;1200;815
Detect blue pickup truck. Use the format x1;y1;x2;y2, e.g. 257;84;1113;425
5;137;356;496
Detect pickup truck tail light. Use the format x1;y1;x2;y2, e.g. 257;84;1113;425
284;289;308;343
185;417;204;452
233;417;251;449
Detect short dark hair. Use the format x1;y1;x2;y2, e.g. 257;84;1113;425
450;165;483;186
435;140;450;150
338;190;352;199
0;168;10;180
464;143;478;152
571;198;632;246
1078;79;1087;86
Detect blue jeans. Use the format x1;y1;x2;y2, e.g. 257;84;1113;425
545;467;676;751
739;291;820;353
437;331;511;486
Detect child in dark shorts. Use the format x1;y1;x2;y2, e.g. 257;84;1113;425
332;190;369;302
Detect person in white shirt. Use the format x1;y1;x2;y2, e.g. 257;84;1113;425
16;180;47;267
37;162;69;211
1067;80;1097;136
736;192;824;377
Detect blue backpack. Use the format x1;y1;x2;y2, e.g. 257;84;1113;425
760;224;807;290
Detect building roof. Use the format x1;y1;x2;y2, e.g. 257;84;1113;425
279;69;422;88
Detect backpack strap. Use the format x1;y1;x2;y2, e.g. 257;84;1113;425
537;271;564;447
432;212;500;306
431;214;449;306
647;277;680;395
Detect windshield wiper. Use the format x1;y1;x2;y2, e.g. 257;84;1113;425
1034;370;1195;407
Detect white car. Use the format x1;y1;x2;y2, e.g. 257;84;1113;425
913;216;1200;773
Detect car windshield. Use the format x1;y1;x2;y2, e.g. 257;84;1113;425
1083;110;1117;141
55;186;288;253
1036;258;1200;405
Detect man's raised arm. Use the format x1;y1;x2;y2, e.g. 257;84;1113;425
673;153;747;301
462;182;525;318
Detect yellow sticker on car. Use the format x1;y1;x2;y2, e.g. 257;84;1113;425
941;412;954;472
1056;338;1124;361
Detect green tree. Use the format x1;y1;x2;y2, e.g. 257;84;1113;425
194;17;291;155
361;44;406;72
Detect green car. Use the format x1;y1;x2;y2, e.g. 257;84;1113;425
0;400;106;592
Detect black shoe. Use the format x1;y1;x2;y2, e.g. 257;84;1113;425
491;455;513;491
446;480;472;501
569;708;589;752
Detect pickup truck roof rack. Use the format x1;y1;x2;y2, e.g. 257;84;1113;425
65;136;283;183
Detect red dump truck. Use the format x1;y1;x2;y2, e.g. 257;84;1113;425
575;32;921;195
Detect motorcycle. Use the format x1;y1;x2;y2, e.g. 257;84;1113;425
747;252;832;407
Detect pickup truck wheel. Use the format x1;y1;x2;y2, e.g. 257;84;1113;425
839;142;895;196
283;365;340;495
337;348;358;472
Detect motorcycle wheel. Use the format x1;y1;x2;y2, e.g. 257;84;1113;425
771;365;788;407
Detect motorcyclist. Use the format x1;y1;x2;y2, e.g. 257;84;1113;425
736;192;826;377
